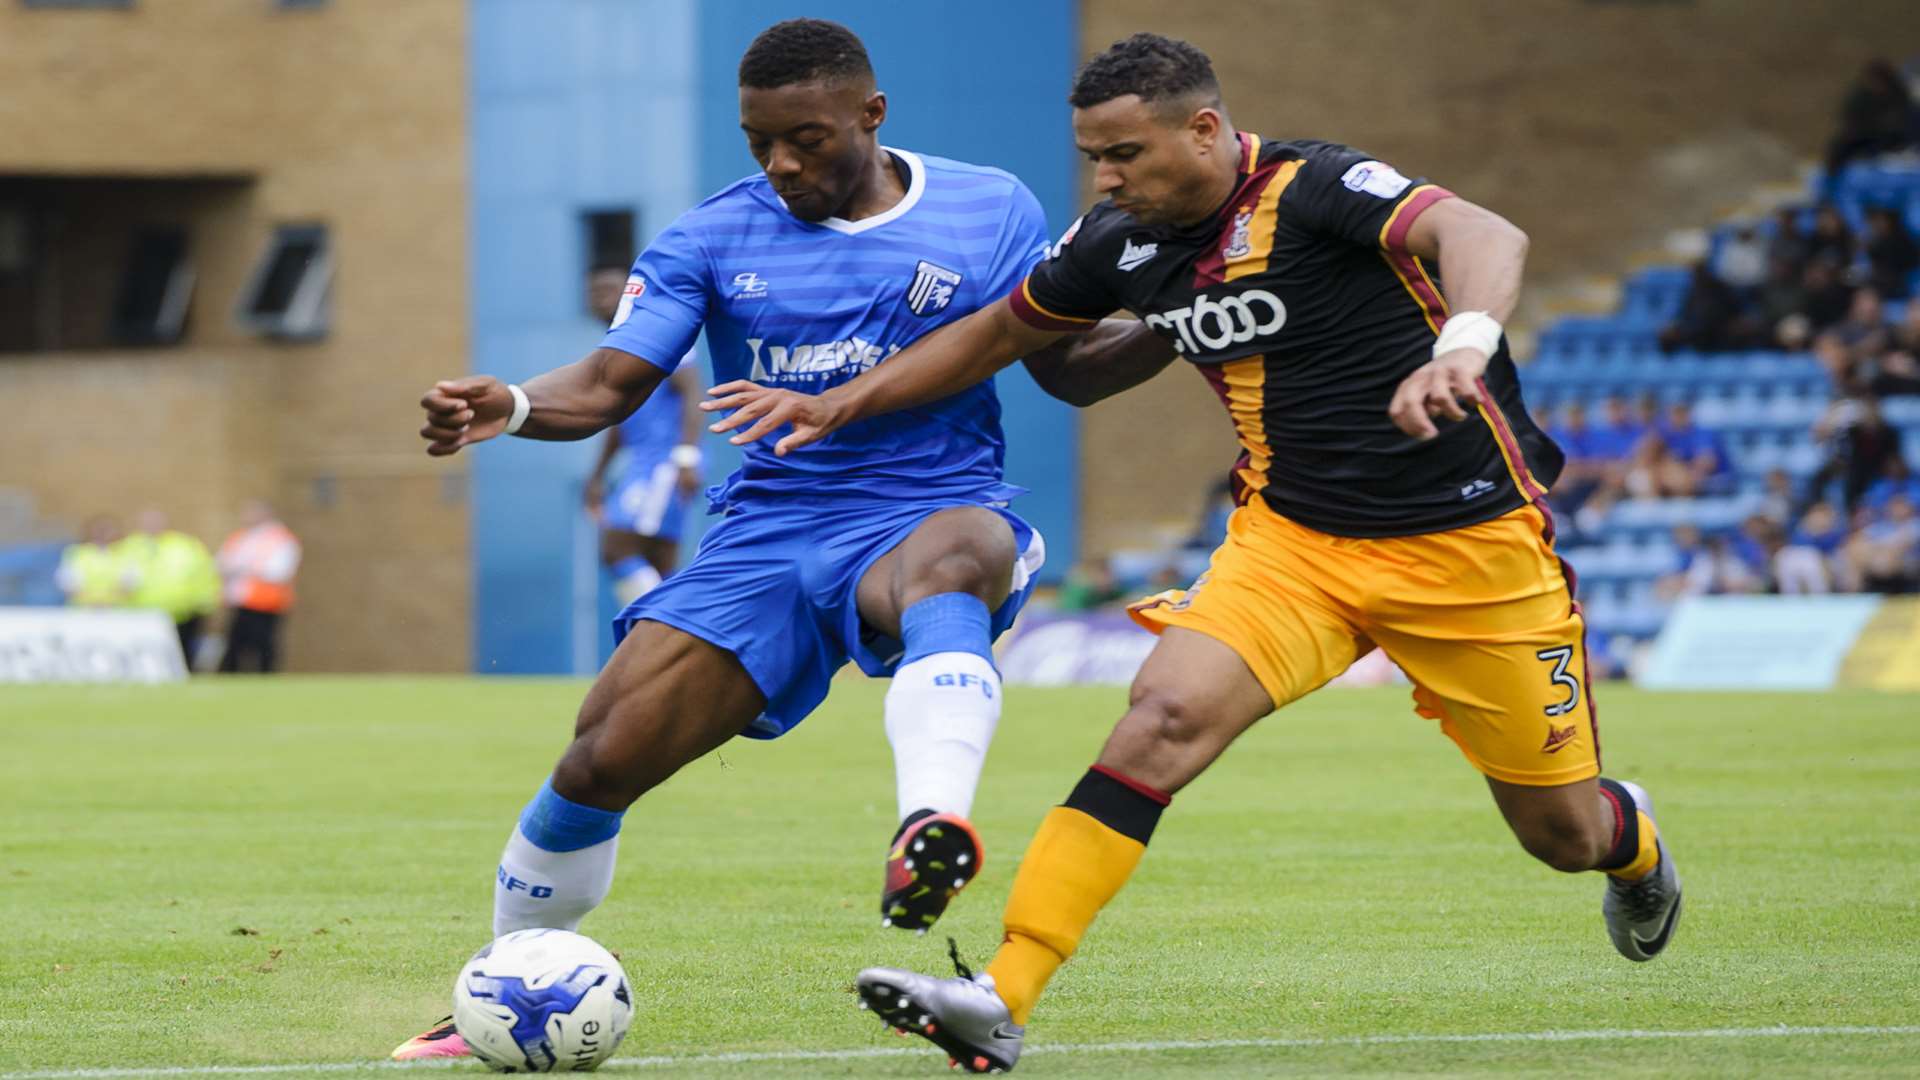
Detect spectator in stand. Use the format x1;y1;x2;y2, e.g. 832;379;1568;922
1748;513;1832;595
1546;400;1603;511
1658;401;1733;495
1660;260;1754;352
1792;498;1849;555
122;509;221;669
1812;395;1904;510
1758;467;1799;526
1587;395;1646;464
1713;224;1769;293
1767;207;1812;278
1830;288;1889;353
216;500;302;673
1759;255;1809;337
1799;260;1855;334
1659;526;1761;598
1862;457;1920;511
1892;300;1920;355
1866;347;1920;398
1623;432;1693;499
1841;494;1920;593
56;514;133;608
1863;207;1918;300
1806;205;1857;269
1056;561;1126;613
1825;59;1918;175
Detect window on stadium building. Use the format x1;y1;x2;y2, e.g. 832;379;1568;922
236;224;331;341
110;226;193;346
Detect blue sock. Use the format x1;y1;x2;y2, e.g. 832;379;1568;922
899;592;993;665
610;555;648;581
517;778;625;853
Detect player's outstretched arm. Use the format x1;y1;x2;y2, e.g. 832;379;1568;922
1387;197;1530;440
1022;318;1178;407
418;346;669;457
703;298;1066;456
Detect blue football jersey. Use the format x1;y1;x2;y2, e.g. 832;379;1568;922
614;351;687;478
601;148;1050;509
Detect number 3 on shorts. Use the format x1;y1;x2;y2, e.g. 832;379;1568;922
1535;645;1580;718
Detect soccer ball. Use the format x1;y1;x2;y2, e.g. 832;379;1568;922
452;928;634;1072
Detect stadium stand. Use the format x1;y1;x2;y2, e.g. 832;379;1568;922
1526;155;1920;671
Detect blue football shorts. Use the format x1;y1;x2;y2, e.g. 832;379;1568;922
601;460;691;543
613;494;1045;739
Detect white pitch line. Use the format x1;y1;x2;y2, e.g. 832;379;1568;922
4;1024;1917;1079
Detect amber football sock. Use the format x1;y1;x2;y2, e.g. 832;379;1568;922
986;766;1169;1024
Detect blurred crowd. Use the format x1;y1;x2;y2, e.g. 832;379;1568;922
57;501;302;672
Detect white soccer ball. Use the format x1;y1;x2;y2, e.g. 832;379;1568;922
452;928;634;1072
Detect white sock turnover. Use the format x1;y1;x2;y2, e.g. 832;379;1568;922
884;651;1001;821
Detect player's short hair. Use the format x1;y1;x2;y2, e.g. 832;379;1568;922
738;18;874;90
1069;33;1220;113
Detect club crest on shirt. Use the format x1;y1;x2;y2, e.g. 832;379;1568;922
907;259;962;316
1224;207;1254;259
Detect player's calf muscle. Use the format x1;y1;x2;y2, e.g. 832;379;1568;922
552;623;762;810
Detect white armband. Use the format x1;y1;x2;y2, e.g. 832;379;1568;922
1433;311;1503;361
504;383;532;436
669;444;703;469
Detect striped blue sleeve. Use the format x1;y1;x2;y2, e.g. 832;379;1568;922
983;180;1053;302
600;218;710;372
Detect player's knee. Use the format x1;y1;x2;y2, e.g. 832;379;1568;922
1123;683;1210;751
1514;813;1608;873
912;526;1016;603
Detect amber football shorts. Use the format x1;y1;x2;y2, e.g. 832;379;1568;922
1129;497;1598;786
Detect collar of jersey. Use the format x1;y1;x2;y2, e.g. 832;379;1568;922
812;147;926;236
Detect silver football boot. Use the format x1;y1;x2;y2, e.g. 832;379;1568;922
1602;780;1683;961
855;950;1024;1074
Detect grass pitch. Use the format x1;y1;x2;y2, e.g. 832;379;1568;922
1;678;1917;1077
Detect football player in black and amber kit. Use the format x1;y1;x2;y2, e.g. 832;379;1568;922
707;33;1681;1074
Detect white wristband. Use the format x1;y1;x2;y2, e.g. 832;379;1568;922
669;444;703;469
1433;311;1503;361
504;383;531;436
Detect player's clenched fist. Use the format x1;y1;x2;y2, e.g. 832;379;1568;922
1387;348;1487;441
420;376;514;456
701;380;846;457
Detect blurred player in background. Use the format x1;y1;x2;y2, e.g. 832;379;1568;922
712;33;1684;1073
581;265;704;604
394;18;1162;1062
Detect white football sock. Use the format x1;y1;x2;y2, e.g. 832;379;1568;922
493;825;620;935
613;563;663;607
884;652;1001;821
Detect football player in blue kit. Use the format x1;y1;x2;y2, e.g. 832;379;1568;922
581;264;704;605
393;18;1170;1061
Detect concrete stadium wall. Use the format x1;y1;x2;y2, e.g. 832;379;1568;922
0;0;472;672
1074;0;1920;560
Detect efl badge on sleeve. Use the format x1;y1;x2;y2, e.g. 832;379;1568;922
611;274;646;329
907;260;963;316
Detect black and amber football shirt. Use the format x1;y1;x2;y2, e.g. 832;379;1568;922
1010;133;1564;539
